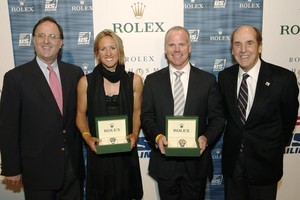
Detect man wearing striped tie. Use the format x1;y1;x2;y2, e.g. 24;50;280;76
141;26;225;200
218;25;299;200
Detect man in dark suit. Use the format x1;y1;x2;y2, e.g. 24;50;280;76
0;16;84;200
141;26;225;200
218;25;299;200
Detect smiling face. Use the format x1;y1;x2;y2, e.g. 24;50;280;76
96;36;119;71
33;21;63;65
164;28;191;70
231;25;262;72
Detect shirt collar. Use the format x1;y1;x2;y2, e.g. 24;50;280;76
238;59;261;80
36;56;58;70
169;63;191;75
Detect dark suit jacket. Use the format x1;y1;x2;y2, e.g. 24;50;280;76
141;64;225;180
218;59;299;185
0;58;85;190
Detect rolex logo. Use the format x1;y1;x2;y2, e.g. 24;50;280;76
19;0;25;6
131;2;145;19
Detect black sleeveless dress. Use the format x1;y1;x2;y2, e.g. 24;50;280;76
85;68;143;200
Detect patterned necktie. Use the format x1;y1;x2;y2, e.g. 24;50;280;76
237;73;249;124
173;71;185;116
48;65;63;114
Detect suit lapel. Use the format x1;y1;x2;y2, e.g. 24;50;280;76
246;61;271;123
58;62;69;116
226;66;245;127
184;66;195;114
161;68;174;114
28;60;62;115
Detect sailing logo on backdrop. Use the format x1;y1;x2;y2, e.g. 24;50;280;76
285;132;300;154
19;33;32;46
45;0;58;12
137;137;151;158
78;32;91;45
189;29;200;43
214;0;227;8
211;175;223;185
213;59;227;71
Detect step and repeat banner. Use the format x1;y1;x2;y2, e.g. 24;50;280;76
0;0;299;199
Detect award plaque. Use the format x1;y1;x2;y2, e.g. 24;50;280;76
165;116;200;157
95;115;130;154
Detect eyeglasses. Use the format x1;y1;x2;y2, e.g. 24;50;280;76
34;33;61;41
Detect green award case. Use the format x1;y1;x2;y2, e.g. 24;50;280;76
165;116;200;157
95;115;131;154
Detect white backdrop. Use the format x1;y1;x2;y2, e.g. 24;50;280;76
92;1;183;199
262;0;300;199
0;0;22;199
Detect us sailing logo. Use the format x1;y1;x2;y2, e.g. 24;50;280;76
137;137;151;158
285;118;300;154
45;0;58;11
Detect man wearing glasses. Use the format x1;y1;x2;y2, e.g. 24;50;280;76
0;16;84;200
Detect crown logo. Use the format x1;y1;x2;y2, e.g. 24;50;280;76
217;28;223;35
131;2;146;19
19;0;25;6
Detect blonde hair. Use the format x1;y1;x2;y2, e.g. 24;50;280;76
93;29;125;65
164;26;191;46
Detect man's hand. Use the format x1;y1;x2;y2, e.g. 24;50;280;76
198;135;208;155
4;174;22;185
156;134;168;154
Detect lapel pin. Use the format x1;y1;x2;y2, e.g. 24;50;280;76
265;82;270;86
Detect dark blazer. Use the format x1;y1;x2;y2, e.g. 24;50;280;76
218;59;299;185
0;58;85;190
141;64;225;180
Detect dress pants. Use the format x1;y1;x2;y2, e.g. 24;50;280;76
157;161;207;200
24;148;83;200
225;150;277;200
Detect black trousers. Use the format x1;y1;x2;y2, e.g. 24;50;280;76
24;149;83;200
157;161;207;200
225;152;277;200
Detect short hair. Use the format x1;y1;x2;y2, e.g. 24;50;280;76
93;29;125;65
32;16;64;40
32;16;64;60
231;25;262;47
164;26;191;46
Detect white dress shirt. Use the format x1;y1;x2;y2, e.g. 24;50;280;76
237;59;261;119
169;63;191;101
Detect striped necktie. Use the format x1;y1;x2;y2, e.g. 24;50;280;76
237;73;249;124
173;71;185;116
